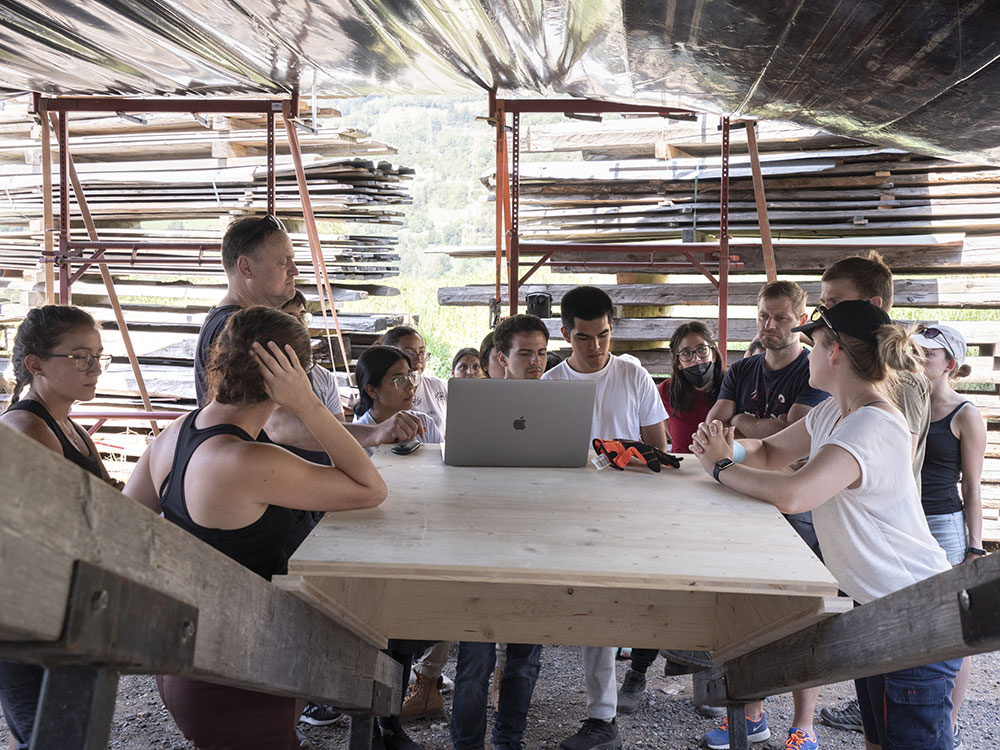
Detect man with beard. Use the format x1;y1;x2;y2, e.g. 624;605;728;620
699;280;829;750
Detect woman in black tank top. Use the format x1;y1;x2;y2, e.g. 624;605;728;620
124;306;392;750
915;324;986;737
1;305;118;749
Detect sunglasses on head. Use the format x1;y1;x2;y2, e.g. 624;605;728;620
237;214;285;255
809;304;840;338
916;325;955;359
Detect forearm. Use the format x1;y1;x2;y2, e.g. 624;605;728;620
640;421;668;451
963;482;984;548
731;413;787;439
716;464;813;514
264;407;324;450
297;400;385;491
343;421;379;448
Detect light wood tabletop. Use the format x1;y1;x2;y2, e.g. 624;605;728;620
278;447;849;658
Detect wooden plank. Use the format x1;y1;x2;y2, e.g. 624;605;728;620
0;424;400;712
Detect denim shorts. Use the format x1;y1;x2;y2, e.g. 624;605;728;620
855;658;961;749
926;511;967;566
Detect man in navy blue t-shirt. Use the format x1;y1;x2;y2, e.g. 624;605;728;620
701;279;829;750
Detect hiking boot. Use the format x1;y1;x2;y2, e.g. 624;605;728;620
378;715;424;750
299;702;342;726
661;649;716;675
559;718;622;750
784;727;818;750
616;668;646;714
818;698;863;732
400;672;444;722
703;712;770;750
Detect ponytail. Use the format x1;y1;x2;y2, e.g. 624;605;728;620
951;363;973;380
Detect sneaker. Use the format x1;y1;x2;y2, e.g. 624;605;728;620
299;702;342;726
378;716;424;750
784;727;818;750
697;704;727;718
954;725;964;750
703;712;770;750
818;698;863;733
400;672;444;722
296;727;313;748
616;668;646;714
661;649;716;675
438;673;454;693
559;718;623;750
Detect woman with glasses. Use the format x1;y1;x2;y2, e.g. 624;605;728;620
657;322;726;455
354;345;443;455
1;305;119;750
914;324;985;744
124;306;388;750
380;326;448;434
691;301;959;750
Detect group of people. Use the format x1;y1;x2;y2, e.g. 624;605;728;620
0;213;985;750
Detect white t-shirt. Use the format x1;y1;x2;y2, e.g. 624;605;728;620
806;397;949;604
354;408;443;457
309;365;345;417
542;354;667;441
412;373;448;436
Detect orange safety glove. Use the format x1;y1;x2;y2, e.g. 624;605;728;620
592;438;682;473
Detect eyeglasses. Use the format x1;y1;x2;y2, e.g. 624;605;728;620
915;325;955;359
44;353;113;372
383;371;421;389
235;214;285;256
402;348;428;362
676;345;712;362
299;311;314;327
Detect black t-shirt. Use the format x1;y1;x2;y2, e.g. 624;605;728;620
719;348;829;419
194;304;241;404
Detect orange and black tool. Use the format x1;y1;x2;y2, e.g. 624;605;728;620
592;438;682;473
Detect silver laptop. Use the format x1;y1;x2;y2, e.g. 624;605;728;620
444;379;596;467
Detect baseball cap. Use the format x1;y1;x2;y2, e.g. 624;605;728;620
792;299;891;346
912;324;966;367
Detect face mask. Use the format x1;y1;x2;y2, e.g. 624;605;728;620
680;360;714;389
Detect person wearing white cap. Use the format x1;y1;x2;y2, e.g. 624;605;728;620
914;323;986;746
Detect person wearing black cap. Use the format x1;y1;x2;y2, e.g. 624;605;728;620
691;300;959;750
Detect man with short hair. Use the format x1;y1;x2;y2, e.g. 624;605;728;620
494;313;550;380
449;313;547;750
701;280;829;750
194;215;423;449
543;286;667;750
816;252;935;738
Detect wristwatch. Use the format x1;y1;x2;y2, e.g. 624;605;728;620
967;547;987;557
713;457;735;483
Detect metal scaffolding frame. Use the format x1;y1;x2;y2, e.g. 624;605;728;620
29;93;352;431
488;94;781;366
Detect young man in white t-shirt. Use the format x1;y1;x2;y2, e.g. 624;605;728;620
543;286;667;750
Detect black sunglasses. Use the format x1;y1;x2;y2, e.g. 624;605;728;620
236;215;285;256
916;325;955;359
809;304;840;338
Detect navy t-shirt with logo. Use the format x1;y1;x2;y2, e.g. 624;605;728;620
719;348;829;419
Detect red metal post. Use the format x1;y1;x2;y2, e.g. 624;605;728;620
718;118;731;367
267;111;276;216
56;112;71;304
509;111;520;317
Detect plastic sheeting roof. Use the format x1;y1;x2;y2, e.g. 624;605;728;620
2;1;1000;163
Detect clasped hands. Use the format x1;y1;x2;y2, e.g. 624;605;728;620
689;419;736;471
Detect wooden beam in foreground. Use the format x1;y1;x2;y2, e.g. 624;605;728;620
0;424;400;713
694;554;1000;706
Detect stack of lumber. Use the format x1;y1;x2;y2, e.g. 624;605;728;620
0;96;415;427
442;115;1000;540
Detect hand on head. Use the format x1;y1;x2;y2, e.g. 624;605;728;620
690;419;735;469
251;340;315;413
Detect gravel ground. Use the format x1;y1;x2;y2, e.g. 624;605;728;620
3;646;998;749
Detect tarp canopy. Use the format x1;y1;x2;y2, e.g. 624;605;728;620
2;1;1000;163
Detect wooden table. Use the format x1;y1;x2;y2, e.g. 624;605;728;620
278;448;849;660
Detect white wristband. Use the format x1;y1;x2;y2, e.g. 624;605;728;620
732;442;747;464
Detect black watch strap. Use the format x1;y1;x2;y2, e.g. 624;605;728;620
713;458;734;482
968;546;987;557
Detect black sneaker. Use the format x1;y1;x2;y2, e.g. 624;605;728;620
299;702;342;726
616;669;647;715
660;649;716;675
819;698;863;732
559;718;623;750
378;715;424;750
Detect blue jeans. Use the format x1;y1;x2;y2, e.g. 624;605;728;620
0;660;42;749
926;511;967;566
856;658;961;749
450;642;542;749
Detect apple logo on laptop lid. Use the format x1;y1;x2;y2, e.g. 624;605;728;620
513;416;526;431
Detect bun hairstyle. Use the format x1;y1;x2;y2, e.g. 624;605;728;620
354;345;409;417
950;362;973;380
668;321;724;412
205;306;312;405
814;323;920;387
7;305;98;409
